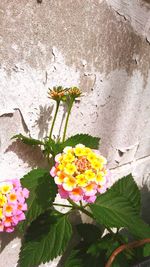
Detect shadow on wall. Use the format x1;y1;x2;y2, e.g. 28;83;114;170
96;29;147;167
34;103;67;140
34;104;54;139
0;231;21;254
5;140;48;169
143;0;150;3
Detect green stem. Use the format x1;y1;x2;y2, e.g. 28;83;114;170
79;200;83;207
62;100;74;142
68;199;94;219
53;203;72;208
49;101;60;139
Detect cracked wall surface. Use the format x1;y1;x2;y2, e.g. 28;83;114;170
0;0;150;266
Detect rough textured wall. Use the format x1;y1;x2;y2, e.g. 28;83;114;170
0;0;150;266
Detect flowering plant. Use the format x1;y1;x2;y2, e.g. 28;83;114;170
4;86;149;266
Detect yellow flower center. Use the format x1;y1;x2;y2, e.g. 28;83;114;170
76;174;87;187
84;170;96;181
64;163;77;175
5;205;13;213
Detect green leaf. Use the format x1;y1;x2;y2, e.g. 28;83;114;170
64;249;83;267
87;234;131;267
19;212;72;267
87;234;115;256
143;243;150;257
62;134;100;150
45;134;100;155
111;174;141;214
18;168;57;232
65;242;104;267
90;175;150;238
12;133;44;146
76;223;102;244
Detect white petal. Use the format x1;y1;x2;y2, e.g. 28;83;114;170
75;144;85;148
63;146;72;153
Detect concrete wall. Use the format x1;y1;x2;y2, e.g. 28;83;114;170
0;0;150;266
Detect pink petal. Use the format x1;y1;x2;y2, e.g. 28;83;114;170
58;185;69;199
97;185;107;194
4;221;11;227
16;194;25;204
22;188;29;198
55;154;62;163
5;227;14;233
50;167;56;177
69;193;83;202
69;188;83;202
84;189;97;197
0;224;4;232
12;216;19;225
17;212;26;221
83;195;97;203
11;179;21;189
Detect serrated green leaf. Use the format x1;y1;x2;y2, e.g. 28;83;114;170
111;174;141;214
63;134;100;149
19;212;72;267
76;223;102;244
18;168;57;232
12;133;44;146
46;134;100;155
90;175;150;239
90;175;140;227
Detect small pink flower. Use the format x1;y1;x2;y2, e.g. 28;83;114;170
83;183;97;197
69;188;83;202
7;191;18;204
97;185;107;194
16;190;25;204
3;204;15;217
18;203;28;211
3;217;13;227
11;179;21;189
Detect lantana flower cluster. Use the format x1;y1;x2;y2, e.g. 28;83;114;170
50;145;110;203
0;179;29;233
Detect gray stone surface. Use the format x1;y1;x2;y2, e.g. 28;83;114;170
0;0;150;266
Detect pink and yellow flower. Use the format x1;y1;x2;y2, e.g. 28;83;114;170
0;179;29;233
50;145;111;203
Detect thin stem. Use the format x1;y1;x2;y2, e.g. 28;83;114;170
68;199;94;219
79;206;94;218
53;203;72;208
49;101;60;139
79;200;83;207
62;100;74;142
105;238;150;267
